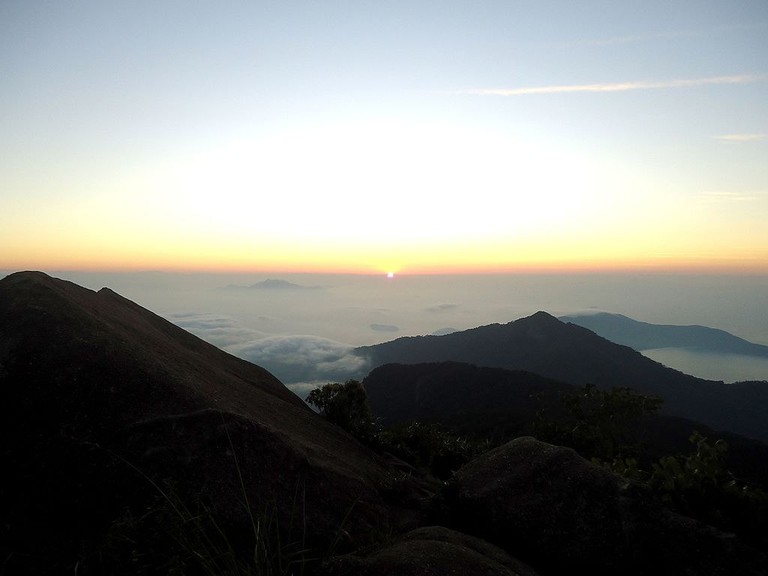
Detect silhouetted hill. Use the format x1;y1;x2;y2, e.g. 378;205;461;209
364;362;768;488
356;312;768;441
560;312;768;357
364;361;572;429
0;272;394;573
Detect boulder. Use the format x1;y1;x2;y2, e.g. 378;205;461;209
441;436;766;575
319;526;539;576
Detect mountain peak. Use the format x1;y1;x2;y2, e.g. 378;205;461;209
2;270;77;291
0;270;302;408
521;310;561;324
3;270;53;281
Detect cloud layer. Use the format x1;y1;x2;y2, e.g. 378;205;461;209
170;311;372;394
170;313;268;347
227;335;370;384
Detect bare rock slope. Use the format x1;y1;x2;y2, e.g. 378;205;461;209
0;272;392;573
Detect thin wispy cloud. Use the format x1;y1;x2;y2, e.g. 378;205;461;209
581;30;695;47
714;133;766;142
581;23;766;47
583;34;652;47
699;191;762;203
460;74;765;96
425;303;460;313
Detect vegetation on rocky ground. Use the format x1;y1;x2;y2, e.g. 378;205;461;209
310;379;768;553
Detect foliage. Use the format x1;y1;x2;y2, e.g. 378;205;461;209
532;383;663;462
532;385;768;547
648;431;768;543
307;381;489;478
72;413;317;575
650;431;732;502
306;380;376;443
378;422;488;479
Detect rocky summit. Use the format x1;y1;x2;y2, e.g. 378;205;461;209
0;272;397;574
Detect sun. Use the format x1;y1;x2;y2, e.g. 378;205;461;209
386;272;395;279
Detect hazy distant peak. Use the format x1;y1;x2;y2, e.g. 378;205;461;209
221;279;320;291
564;311;630;320
255;279;307;290
560;311;768;358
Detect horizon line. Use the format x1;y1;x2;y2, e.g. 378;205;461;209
4;262;768;277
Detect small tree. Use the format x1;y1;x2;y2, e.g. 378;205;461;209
306;380;376;442
533;383;663;462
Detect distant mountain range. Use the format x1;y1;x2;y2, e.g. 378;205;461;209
560;312;768;357
356;312;768;442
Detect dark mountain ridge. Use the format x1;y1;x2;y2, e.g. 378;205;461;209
356;312;768;441
363;361;768;488
364;361;572;428
560;311;768;356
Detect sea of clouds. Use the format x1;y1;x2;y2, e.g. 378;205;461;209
34;271;768;393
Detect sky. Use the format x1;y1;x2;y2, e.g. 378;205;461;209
1;1;767;274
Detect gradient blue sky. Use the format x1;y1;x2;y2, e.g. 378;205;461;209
2;1;767;272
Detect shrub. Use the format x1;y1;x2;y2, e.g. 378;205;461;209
532;383;663;462
377;422;486;479
306;380;376;443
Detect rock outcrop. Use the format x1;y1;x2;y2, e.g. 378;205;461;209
440;436;766;576
0;272;397;573
319;526;540;576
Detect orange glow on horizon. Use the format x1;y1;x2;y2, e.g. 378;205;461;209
4;247;767;276
3;216;767;276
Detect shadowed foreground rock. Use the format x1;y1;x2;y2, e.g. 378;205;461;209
0;272;398;573
440;436;766;576
319;526;539;576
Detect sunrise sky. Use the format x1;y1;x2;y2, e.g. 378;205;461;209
2;1;767;274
